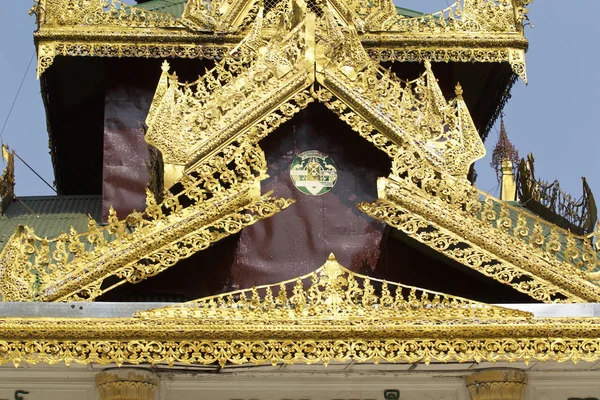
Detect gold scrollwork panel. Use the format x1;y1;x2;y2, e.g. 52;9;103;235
0;331;598;367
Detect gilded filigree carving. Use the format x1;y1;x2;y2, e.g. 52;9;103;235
466;369;527;400
32;0;532;81
0;336;600;368
317;58;485;176
181;0;220;31
145;9;315;174
138;253;532;321
30;0;179;27
358;197;582;303
33;40;235;79
369;0;528;33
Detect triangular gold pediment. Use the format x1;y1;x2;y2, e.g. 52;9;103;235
137;253;532;322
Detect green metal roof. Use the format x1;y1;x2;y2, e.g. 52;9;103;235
135;0;188;17
0;195;101;251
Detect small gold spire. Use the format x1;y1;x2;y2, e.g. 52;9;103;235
491;116;520;202
455;82;463;97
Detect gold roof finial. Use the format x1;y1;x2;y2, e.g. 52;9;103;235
455;82;463;97
491;116;520;182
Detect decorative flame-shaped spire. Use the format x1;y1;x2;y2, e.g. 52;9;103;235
491;116;520;182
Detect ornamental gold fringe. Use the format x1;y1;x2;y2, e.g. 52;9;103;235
137;253;532;321
31;0;532;79
1;337;600;368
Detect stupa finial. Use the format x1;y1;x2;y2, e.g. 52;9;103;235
491;115;520;182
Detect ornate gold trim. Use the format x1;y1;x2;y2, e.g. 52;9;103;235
145;10;316;173
369;0;531;34
0;143;294;302
366;46;528;84
137;253;532;321
31;0;180;27
31;0;532;80
1;336;600;368
359;195;582;303
34;40;236;78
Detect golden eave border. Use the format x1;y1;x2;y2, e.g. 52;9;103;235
0;317;599;367
31;0;533;78
34;30;529;81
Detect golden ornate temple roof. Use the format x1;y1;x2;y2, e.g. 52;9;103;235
2;0;600;371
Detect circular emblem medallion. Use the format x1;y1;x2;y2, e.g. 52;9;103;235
290;150;338;196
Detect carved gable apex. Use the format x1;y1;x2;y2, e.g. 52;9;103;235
146;1;486;186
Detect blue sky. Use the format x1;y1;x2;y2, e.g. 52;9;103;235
0;1;598;202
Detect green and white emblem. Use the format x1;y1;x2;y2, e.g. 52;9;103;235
290;150;338;196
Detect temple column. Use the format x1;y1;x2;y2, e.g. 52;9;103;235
465;369;527;400
96;368;159;400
